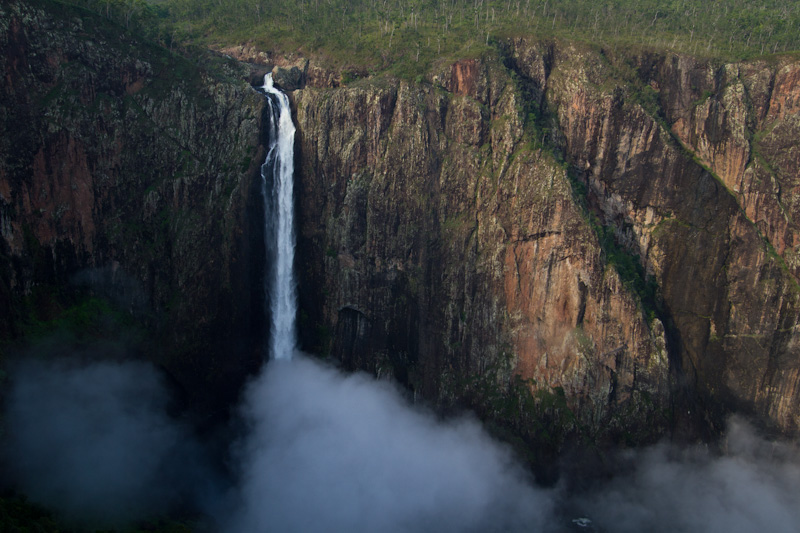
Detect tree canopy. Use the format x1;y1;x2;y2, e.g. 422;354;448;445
60;0;800;74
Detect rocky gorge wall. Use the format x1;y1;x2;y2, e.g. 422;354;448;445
505;39;800;436
292;57;671;455
292;41;800;448
0;0;267;417
3;0;799;467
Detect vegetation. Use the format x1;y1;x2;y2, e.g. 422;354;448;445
18;291;134;342
0;494;60;533
566;171;662;323
458;351;587;482
42;0;170;42
154;0;800;70
46;1;800;79
0;492;195;532
597;223;661;322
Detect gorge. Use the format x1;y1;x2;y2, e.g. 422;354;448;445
2;0;800;530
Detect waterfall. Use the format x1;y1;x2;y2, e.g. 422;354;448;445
260;74;297;361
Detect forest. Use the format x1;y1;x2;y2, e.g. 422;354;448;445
64;0;800;76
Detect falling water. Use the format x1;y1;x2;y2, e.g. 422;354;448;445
260;74;297;360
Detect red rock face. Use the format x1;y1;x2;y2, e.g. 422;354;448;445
295;54;670;446
24;133;96;253
449;59;479;97
295;39;800;443
0;0;266;417
767;65;800;121
516;39;800;435
656;57;800;279
648;55;800;434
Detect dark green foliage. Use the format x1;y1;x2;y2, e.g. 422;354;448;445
465;353;581;440
16;287;141;345
45;0;249;89
630;84;663;121
0;494;60;533
457;353;589;480
597;225;661;323
50;0;170;45
49;0;800;83
148;0;800;78
0;492;195;532
692;89;715;108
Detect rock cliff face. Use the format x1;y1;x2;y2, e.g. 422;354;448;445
294;42;800;445
293;57;671;452
3;0;799;464
0;0;267;415
505;39;800;435
650;54;800;433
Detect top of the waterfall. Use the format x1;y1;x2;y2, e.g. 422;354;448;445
262;73;274;90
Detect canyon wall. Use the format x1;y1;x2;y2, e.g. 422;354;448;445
3;0;799;460
294;42;800;446
0;0;267;416
506;39;800;435
293;57;671;453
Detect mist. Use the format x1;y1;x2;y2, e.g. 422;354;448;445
574;416;800;533
228;354;554;532
4;351;800;532
2;356;218;528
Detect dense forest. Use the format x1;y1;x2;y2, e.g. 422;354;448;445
65;0;800;76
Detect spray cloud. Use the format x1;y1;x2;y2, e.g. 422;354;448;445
229;355;554;532
4;351;800;531
574;416;800;533
3;357;192;527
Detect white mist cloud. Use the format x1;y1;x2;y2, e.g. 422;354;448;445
229;355;555;533
5;352;800;533
575;417;800;533
3;358;192;527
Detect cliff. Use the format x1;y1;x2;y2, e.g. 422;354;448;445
508;40;800;436
0;0;267;416
293;42;800;450
3;0;799;471
293;57;670;459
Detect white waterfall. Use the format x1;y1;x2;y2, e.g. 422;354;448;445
260;73;297;360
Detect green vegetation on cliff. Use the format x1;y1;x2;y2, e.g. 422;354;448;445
151;0;800;71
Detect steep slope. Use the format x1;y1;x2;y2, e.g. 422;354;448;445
507;39;800;436
3;0;799;466
0;0;267;415
294;57;671;456
293;41;800;448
